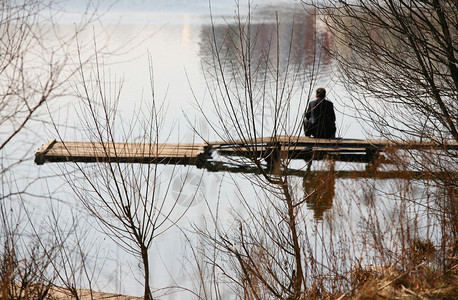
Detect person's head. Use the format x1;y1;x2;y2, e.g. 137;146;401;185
316;88;326;99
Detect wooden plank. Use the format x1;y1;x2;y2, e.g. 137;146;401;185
35;140;205;165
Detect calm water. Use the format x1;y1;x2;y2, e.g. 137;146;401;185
6;0;379;298
52;0;363;142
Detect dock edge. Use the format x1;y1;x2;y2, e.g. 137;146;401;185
34;139;57;165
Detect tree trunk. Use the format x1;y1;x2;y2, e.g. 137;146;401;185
282;183;304;298
141;246;152;300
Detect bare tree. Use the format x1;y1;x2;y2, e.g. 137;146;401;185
308;0;457;144
0;1;127;298
0;0;111;151
309;0;457;255
191;3;336;298
189;1;458;299
55;52;201;299
300;1;458;297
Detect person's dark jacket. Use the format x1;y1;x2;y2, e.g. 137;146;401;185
303;97;336;138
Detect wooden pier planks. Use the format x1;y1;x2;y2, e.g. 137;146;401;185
206;135;458;163
34;139;205;165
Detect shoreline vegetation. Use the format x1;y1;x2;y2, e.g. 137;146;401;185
5;259;457;299
8;284;142;300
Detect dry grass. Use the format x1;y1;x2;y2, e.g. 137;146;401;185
0;282;142;300
48;286;142;300
344;260;458;299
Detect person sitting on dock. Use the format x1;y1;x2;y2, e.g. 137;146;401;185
303;88;336;139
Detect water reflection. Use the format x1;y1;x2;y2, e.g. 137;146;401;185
198;7;332;81
303;163;335;219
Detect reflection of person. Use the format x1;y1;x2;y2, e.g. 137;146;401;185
303;88;336;138
303;164;335;220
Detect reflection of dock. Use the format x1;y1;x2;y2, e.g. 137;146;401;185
35;136;458;176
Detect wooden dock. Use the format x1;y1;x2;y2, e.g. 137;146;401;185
205;135;457;164
35;136;457;171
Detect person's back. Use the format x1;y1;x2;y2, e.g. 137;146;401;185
303;88;336;139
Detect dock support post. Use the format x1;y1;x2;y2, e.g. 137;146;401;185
365;148;381;173
196;144;213;169
266;144;282;175
34;139;57;165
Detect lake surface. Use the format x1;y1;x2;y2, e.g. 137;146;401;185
5;0;387;298
51;0;364;142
